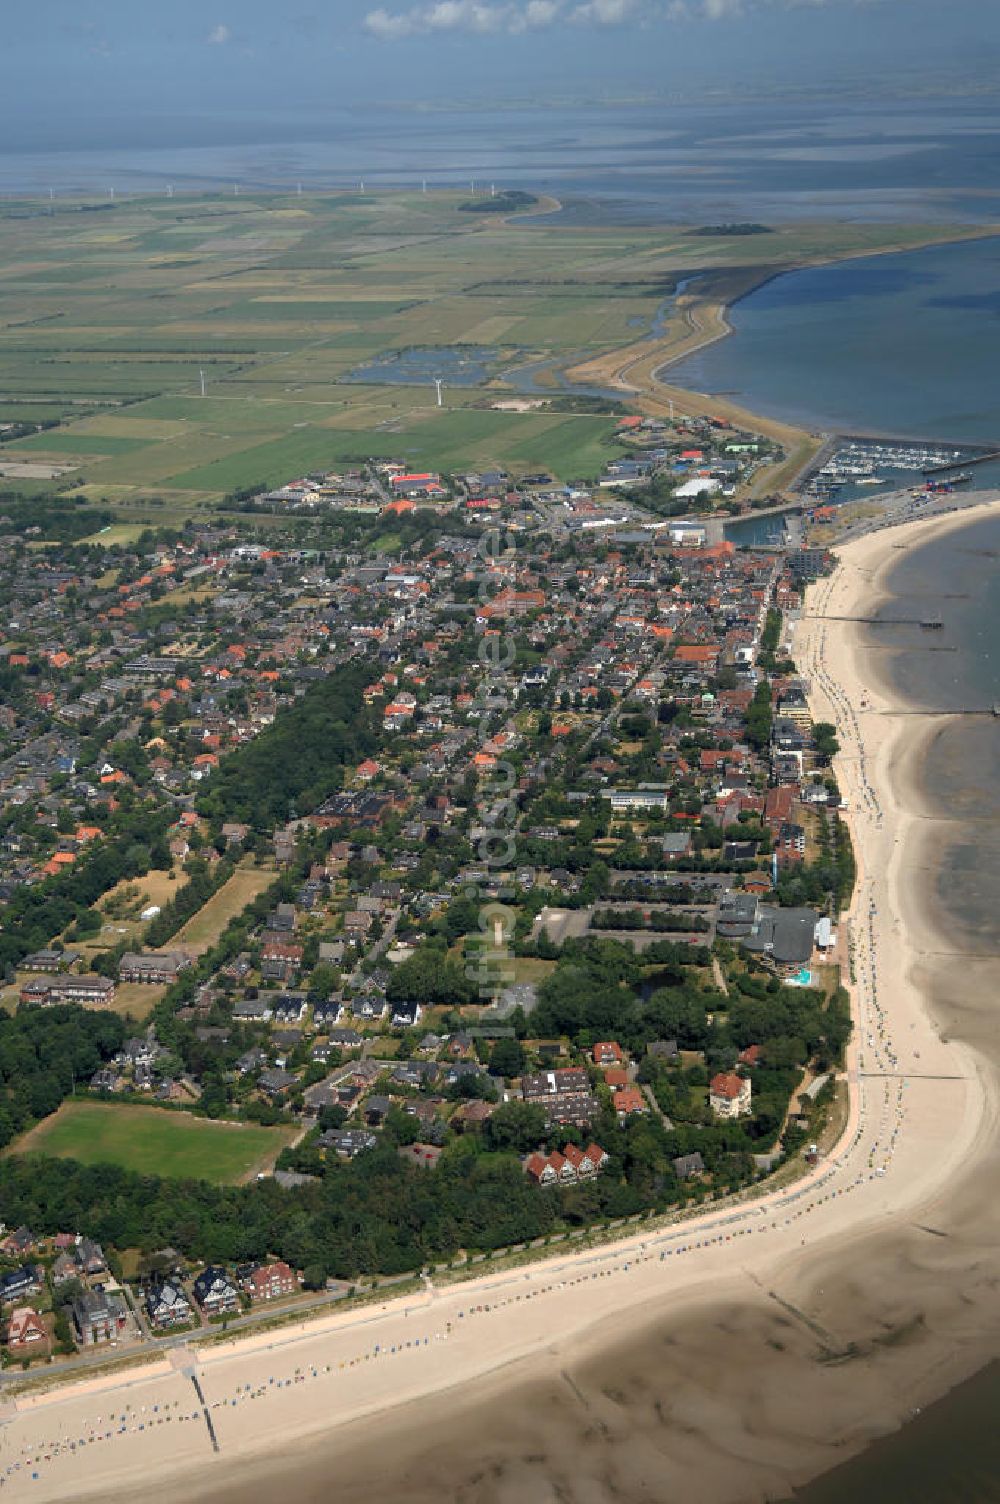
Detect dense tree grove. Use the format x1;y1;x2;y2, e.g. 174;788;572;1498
758;607;783;667
745;680;773;750
591;908;710;933
0;1144;559;1277
384;942;476;1008
0;1100;760;1277
0;492;113;542
196;661;379;829
527;938;708;1047
0;1008;125;1147
0;807;171;974
527;939;849;1070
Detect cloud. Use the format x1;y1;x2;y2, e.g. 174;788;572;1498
571;0;638;21
365;1;515;35
362;0;862;37
524;0;562;22
363;0;640;38
207;23;232;44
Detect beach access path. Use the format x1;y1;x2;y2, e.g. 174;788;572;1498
4;498;1000;1504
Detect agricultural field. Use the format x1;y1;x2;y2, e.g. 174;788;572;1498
11;1101;297;1184
0;189;977;512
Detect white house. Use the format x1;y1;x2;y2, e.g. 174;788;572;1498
709;1072;752;1119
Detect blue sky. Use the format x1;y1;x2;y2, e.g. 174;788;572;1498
3;0;998;148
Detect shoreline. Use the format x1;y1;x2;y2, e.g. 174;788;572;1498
5;498;1000;1503
564;226;1000;496
646;229;1000;465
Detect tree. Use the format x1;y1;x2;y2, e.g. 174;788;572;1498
646;988;710;1049
489;1037;525;1080
52;1308;75;1355
437;896;479;943
307;963;340;1002
745;681;772;751
385;946;474;1008
197;662;378;830
483;1101;548;1154
200;1080;228;1119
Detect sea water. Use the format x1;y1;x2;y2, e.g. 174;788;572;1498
794;508;1000;1503
2;97;1000;227
667;236;1000;445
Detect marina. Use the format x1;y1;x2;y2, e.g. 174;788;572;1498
798;436;992;502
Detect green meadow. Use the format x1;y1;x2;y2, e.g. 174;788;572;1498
12;1100;297;1185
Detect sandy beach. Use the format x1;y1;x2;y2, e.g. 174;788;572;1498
4;499;1000;1503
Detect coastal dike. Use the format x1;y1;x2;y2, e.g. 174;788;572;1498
566;227;1000;501
8;499;1000;1504
566;262;827;496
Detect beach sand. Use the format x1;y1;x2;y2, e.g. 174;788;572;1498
5;500;1000;1504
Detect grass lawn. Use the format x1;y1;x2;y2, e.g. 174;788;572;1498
813;961;842;999
511;957;557;985
104;981;167;1022
102;867;189;915
11;1102;298;1185
365;1037;401;1059
77;521;157;546
173;864;275;956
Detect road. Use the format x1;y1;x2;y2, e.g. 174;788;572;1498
346;906;401;989
0;1284;359;1391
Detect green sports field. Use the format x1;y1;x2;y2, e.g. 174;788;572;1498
11;1101;297;1185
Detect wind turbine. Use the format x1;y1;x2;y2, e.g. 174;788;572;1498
199;369;207;399
434;379;444;409
166;184;173;199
